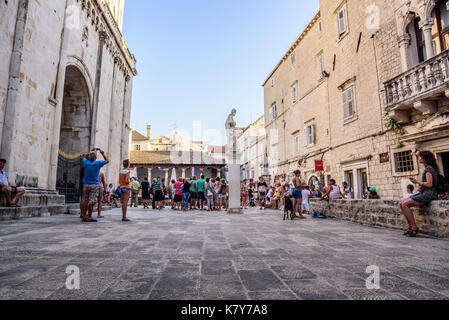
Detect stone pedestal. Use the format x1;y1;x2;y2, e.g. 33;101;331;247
227;163;242;214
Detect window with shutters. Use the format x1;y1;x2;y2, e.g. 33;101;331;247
271;78;275;87
342;85;356;120
319;52;325;76
293;135;300;154
337;5;348;36
269;103;277;121
292;82;298;103
304;124;315;147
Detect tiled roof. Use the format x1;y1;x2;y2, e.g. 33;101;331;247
208;145;226;153
129;151;226;167
132;130;147;141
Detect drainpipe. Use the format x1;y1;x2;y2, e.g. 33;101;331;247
0;0;30;178
48;0;72;190
90;31;108;149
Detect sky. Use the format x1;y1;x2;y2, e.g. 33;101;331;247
122;0;319;147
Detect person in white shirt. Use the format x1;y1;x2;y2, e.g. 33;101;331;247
406;185;416;199
0;159;26;207
301;185;312;215
342;182;354;200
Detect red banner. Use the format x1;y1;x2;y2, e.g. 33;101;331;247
315;160;324;171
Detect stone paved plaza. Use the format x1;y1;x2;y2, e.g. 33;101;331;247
1;207;449;300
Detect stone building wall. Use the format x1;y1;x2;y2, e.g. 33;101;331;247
0;0;19;145
264;12;329;182
0;0;137;194
262;0;441;200
237;116;266;180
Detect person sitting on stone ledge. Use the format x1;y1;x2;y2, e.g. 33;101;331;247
320;179;345;201
0;159;26;208
367;187;380;199
400;151;440;238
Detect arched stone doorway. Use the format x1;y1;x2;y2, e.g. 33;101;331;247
56;66;92;203
308;175;321;189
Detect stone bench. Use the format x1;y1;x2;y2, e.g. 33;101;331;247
310;199;449;239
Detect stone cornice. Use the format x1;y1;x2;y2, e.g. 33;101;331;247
77;0;137;78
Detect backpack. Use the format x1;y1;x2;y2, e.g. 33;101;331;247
436;173;449;195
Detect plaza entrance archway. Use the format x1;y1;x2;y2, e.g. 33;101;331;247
56;66;92;203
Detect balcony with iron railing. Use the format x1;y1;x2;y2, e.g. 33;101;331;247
385;49;449;123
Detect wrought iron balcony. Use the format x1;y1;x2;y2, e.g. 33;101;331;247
385;50;449;123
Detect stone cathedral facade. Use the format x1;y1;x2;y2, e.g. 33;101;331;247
0;0;137;203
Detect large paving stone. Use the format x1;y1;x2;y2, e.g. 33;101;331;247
238;270;288;292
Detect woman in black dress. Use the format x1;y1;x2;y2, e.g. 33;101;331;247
400;151;440;237
141;178;151;209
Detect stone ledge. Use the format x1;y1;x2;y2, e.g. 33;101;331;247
310;199;449;239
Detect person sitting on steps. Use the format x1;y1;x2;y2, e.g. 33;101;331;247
0;159;26;208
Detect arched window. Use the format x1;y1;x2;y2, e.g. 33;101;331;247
431;0;449;55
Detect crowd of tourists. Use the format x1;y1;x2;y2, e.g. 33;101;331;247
135;175;230;212
240;173;360;220
56;147;449;239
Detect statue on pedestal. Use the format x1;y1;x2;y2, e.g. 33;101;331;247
225;108;237;130
225;109;237;160
225;108;242;214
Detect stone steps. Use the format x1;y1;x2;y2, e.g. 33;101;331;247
1;189;65;207
0;204;79;221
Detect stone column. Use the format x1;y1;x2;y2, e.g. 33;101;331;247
147;167;152;182
48;0;77;190
0;0;30;181
164;169;169;184
182;168;186;179
106;57;119;182
398;34;412;72
227;131;242;214
90;31;108;149
421;22;435;60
